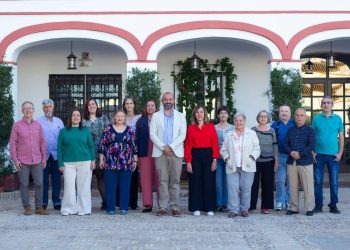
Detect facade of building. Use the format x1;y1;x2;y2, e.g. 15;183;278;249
1;0;350;129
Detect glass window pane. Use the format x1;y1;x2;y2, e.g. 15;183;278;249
302;98;311;110
303;84;311;97
312;97;323;108
333;111;344;123
332;83;343;96
312;84;324;96
333;96;344;110
345;83;350;96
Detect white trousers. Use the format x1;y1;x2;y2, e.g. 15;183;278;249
61;161;92;215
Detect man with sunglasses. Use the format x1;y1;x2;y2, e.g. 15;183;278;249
311;96;344;214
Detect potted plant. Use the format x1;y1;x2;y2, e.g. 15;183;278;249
0;64;17;192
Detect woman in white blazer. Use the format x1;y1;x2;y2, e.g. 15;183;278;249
220;112;260;218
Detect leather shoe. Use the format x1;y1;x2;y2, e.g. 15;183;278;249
286;210;299;215
156;208;167;216
313;206;322;213
306;211;314;216
228;212;238;218
172;209;181;217
329;207;341;214
142;207;152;213
24;207;32;216
54;205;61;210
241;210;249;217
35;207;49;215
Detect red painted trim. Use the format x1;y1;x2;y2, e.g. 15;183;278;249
268;59;302;64
1;11;350;15
0;21;142;61
127;60;158;63
287;21;350;59
142;20;287;60
0;61;17;65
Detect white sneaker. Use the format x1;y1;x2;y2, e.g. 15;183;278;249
193;210;201;216
61;212;69;216
207;211;214;216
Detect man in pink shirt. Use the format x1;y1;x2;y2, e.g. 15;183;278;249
9;101;48;215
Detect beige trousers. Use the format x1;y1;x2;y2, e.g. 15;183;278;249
287;162;315;212
61;161;92;215
154;154;183;210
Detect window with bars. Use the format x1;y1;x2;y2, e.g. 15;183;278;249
49;74;122;124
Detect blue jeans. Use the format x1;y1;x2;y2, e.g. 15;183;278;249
314;154;339;208
43;155;62;206
104;169;132;212
216;159;228;207
275;153;290;205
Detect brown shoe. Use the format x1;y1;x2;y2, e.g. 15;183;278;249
24;207;32;216
241;210;249;217
172;209;181;217
156;208;167;216
228;211;238;218
35;207;49;215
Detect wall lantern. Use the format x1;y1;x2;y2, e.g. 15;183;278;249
326;41;336;68
191;41;201;70
67;41;77;70
305;58;313;74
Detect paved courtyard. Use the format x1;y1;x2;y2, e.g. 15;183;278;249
0;187;350;250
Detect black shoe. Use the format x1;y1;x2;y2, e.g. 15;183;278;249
142;208;152;213
100;202;106;210
53;205;61;210
216;206;223;212
42;204;47;210
306;211;314;216
313;206;322;213
286;210;299;215
329;207;341;214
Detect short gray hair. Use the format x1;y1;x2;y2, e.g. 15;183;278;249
21;101;34;109
42;98;54;106
256;110;271;123
233;111;246;121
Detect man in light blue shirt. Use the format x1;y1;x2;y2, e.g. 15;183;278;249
38;99;64;210
311;96;344;214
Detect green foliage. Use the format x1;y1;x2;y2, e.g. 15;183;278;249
172;57;237;123
269;68;303;120
124;68;162;114
0;64;15;174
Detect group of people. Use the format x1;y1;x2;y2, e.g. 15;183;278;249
9;93;343;218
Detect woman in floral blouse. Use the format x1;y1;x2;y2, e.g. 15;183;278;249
99;110;138;215
83;98;110;210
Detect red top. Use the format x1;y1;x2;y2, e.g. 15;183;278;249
10;118;46;165
185;123;220;163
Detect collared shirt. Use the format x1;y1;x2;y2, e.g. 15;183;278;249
184;123;219;163
37;116;64;160
271;119;295;154
233;131;244;168
163;111;174;145
311;113;344;155
9;118;46;165
284;124;315;166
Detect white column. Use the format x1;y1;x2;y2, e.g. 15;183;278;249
126;62;158;77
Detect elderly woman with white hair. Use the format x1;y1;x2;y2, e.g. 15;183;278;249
221;112;260;218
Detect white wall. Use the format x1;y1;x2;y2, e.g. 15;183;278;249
157;39;270;127
16;40;127;119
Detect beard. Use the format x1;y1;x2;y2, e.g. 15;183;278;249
163;103;173;110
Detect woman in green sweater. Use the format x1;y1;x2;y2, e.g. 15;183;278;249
58;108;96;216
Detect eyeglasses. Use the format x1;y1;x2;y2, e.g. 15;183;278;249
321;101;332;105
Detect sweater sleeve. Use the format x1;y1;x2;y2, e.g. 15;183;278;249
57;128;64;167
86;128;96;160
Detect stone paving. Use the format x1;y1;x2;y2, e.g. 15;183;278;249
0;188;350;250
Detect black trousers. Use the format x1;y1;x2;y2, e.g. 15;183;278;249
188;148;216;212
129;167;139;209
250;160;275;210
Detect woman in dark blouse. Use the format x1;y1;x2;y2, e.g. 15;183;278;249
185;105;219;216
99;110;138;215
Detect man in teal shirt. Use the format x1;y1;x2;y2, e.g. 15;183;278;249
311;96;344;214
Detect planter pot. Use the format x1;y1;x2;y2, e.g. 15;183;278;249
4;172;20;192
